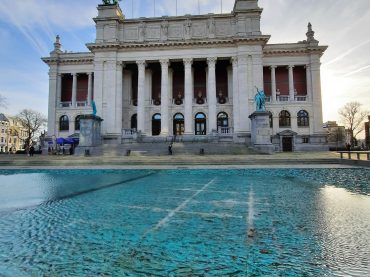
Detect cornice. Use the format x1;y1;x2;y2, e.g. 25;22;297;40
86;36;270;52
42;57;94;65
263;45;328;57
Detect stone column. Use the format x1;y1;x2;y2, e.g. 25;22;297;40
57;74;62;106
231;57;239;133
87;72;93;106
116;62;123;135
184;58;193;134
306;64;312;100
47;67;58;136
160;59;169;135
310;58;324;134
137;60;146;134
288;65;295;101
72;73;77;107
270;66;277;103
207;57;217;133
237;56;248;133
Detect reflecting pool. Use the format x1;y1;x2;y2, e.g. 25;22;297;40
0;169;369;276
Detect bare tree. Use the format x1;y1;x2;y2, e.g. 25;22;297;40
338;102;368;145
16;109;47;150
0;94;7;108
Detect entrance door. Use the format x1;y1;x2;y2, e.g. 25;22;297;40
173;113;184;135
195;113;206;135
152;113;161;136
282;137;293;152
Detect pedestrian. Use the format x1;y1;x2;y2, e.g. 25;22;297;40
168;143;173;155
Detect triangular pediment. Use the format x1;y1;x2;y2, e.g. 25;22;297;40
277;129;298;136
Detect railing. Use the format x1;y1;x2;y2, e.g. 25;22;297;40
338;151;370;160
277;96;289;102
123;128;137;136
295;96;307;102
150;99;161;106
76;101;88;107
218;127;233;135
60;102;72;108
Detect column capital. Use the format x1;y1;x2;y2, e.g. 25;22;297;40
287;65;295;69
159;59;170;67
231;56;238;66
270;65;277;69
136;60;147;69
207;57;217;66
87;72;93;76
183;58;193;66
72;72;77;77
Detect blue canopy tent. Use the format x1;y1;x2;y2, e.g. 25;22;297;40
56;137;75;145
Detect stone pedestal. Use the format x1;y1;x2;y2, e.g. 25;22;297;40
249;111;274;154
75;115;103;156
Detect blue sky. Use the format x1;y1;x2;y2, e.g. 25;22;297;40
0;0;369;127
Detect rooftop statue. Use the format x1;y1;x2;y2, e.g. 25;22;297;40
254;87;266;112
102;0;120;5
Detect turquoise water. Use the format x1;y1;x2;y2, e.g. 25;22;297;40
0;169;369;276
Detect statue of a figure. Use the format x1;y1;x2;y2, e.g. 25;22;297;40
92;100;97;116
254;87;266;111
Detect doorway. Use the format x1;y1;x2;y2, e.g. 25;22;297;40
173;113;184;135
282;137;293;152
152;113;161;136
195;113;206;135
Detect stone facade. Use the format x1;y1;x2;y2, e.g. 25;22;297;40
42;0;328;152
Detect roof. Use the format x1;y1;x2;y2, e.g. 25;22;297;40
0;113;9;122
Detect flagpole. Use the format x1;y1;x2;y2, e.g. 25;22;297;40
221;0;223;13
198;0;200;15
132;0;133;18
176;0;178;16
154;0;156;17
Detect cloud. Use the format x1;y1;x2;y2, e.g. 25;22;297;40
0;0;96;55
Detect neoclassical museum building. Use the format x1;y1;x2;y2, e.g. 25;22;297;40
43;0;328;151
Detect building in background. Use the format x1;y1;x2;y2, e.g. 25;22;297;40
324;121;346;150
8;117;28;152
43;0;328;152
0;113;9;153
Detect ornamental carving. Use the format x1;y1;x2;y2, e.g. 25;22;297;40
168;24;183;38
124;27;138;40
192;23;207;37
146;26;161;40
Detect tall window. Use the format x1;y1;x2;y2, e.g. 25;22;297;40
297;110;309;127
75;115;81;131
279;110;291;127
152;113;161;136
217;112;229;131
59;115;69;131
131;114;137;130
173;113;184;135
195;112;206;135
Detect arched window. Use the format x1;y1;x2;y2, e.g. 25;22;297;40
297;110;309;127
59;115;69;131
173;113;184;135
75;115;81;131
195;112;206;135
131;114;137;130
217;112;229;131
279;110;291;127
152;113;161;136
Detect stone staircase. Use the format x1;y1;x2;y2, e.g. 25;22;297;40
100;142;257;156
